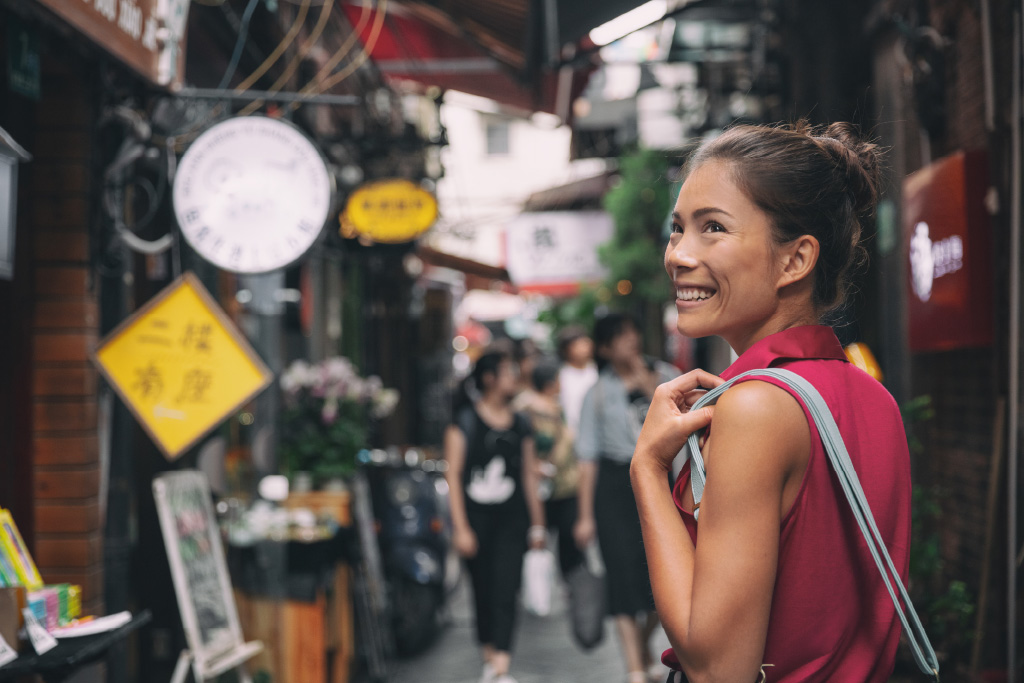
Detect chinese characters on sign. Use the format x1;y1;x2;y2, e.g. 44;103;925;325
504;211;614;296
341;178;439;243
33;0;190;87
94;273;272;460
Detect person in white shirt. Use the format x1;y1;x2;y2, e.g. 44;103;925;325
556;326;598;436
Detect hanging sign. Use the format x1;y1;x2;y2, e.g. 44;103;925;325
7;18;40;100
505;211;614;296
173;117;333;274
903;149;992;352
340;179;438;243
93;273;272;460
33;0;190;87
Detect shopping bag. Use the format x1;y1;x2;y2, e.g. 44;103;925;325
522;548;555;616
566;549;605;650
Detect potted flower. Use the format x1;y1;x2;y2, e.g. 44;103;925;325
279;357;399;488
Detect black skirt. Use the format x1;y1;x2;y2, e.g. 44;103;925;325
595;458;656;616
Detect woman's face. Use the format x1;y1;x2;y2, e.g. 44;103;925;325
599;323;642;366
492;359;519;398
664;160;783;349
565;337;593;366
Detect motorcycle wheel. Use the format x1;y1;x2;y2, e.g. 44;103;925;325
391;578;441;657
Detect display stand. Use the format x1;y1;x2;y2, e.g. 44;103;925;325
153;471;262;683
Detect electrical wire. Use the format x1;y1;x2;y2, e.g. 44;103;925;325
234;0;311;93
289;0;380;105
291;0;387;109
218;0;263;90
238;0;336;116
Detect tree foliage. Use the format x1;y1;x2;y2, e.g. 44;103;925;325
599;149;676;305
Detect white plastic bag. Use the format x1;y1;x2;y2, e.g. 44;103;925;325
522;548;556;616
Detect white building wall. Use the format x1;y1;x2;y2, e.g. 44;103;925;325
426;93;574;267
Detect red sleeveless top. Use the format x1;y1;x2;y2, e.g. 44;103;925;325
663;326;911;682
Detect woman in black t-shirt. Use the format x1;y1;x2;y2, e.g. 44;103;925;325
445;349;546;683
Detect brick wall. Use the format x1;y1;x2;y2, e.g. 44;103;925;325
25;54;103;613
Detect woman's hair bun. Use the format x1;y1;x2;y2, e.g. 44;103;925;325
814;122;883;222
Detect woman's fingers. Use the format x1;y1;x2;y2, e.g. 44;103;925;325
658;369;724;408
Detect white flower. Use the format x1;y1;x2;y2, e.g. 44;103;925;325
281;360;312;395
363;375;383;400
371;388;400;418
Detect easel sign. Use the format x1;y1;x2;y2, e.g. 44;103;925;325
153;470;262;683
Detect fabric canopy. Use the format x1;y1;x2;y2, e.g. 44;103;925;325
343;0;641;116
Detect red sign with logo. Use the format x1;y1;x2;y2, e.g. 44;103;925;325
903;150;992;352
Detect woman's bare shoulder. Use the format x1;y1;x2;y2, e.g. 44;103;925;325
710;379;808;452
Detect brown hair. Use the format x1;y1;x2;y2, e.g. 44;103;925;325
683;121;882;313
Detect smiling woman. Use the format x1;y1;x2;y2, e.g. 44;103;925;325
631;122;923;683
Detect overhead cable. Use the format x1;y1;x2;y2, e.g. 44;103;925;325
218;0;263;90
239;0;336;115
233;0;312;93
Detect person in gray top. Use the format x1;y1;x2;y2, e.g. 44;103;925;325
573;313;678;683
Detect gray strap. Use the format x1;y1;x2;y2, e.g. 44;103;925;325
684;368;940;681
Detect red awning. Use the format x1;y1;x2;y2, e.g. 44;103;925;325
343;3;591;116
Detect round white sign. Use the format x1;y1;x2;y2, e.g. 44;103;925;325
172;117;333;274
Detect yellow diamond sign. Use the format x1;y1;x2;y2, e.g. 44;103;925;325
94;272;272;460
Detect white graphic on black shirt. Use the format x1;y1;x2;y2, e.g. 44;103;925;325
467;457;515;504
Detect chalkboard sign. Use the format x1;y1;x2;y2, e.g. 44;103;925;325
154;471;260;680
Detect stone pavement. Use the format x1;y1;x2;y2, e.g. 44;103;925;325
390;575;672;683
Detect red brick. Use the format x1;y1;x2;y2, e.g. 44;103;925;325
35;503;101;534
34;266;89;297
33;333;95;362
33;401;98;432
34;468;99;500
31;196;89;230
31;131;91;162
34;534;101;568
34;233;90;264
33;300;98;329
32;367;97;397
34;435;99;464
34;98;91;129
26;163;89;194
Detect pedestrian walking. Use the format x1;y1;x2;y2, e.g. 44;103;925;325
445;349;547;683
574;313;679;683
556;326;598;436
632;122;916;682
517;359;583;577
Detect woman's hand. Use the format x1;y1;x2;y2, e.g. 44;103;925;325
633;369;724;473
453;525;478;558
573;514;596;549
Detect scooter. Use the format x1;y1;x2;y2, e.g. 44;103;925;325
363;450;455;657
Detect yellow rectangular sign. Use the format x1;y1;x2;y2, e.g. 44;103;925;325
94;273;272;460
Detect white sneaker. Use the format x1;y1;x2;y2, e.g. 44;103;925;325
493;675;519;683
479;663;497;683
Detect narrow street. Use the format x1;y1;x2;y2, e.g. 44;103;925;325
391;577;672;683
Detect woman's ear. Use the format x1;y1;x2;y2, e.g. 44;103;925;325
776;235;819;289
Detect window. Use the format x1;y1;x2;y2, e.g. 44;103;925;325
485;120;510;156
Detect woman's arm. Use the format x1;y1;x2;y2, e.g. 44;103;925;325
443;424;477;558
573;385;600;548
631;375;809;683
520;435;547;548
